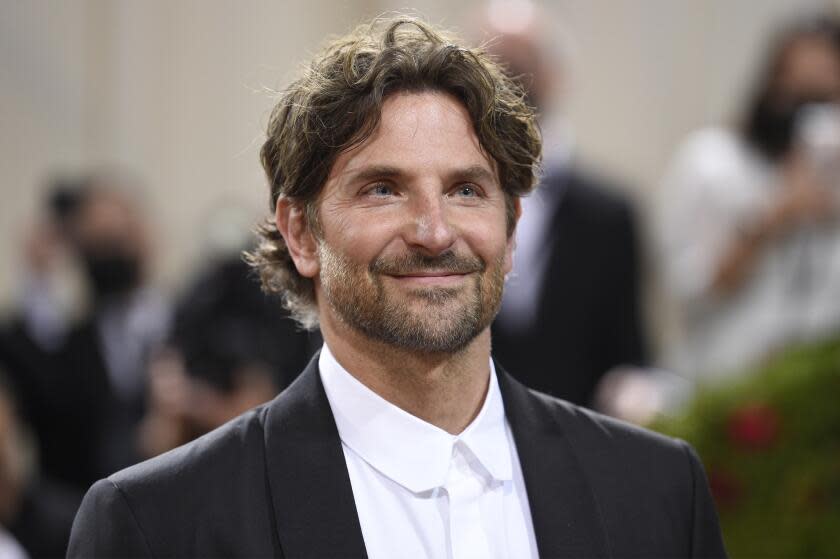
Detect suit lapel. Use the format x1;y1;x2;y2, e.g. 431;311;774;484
263;355;368;558
497;364;611;559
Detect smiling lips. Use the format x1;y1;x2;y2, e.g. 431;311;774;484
387;271;470;286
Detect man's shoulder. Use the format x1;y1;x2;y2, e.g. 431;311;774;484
92;359;326;510
70;404;278;555
111;404;269;494
530;386;685;452
511;382;696;490
517;386;706;541
500;373;725;557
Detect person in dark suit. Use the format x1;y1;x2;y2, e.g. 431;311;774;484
69;17;725;558
1;176;170;492
480;10;648;407
493;167;647;406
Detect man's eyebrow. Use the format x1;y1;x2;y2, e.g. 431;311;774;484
450;164;497;184
343;163;497;185
345;165;404;184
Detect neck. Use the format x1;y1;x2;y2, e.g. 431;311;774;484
320;315;491;435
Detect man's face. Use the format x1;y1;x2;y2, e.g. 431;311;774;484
310;91;516;353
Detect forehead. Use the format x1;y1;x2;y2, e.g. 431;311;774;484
324;91;497;186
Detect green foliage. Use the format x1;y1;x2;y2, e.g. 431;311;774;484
651;337;840;558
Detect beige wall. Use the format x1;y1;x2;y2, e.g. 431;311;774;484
1;1;87;307
1;0;837;338
0;0;375;308
380;0;836;193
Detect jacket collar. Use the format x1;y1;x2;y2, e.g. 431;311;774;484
262;353;608;559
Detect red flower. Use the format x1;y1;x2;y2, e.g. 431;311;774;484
726;402;781;451
708;466;743;509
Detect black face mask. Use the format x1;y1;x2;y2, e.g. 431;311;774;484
81;247;141;301
745;94;835;161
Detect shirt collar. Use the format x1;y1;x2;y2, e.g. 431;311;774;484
319;344;513;494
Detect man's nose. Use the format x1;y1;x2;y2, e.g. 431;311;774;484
403;193;456;256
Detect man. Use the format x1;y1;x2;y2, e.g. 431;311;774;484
69;18;726;558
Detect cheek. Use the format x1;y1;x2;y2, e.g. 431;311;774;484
460;221;511;265
320;209;397;264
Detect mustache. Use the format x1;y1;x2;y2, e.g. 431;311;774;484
370;250;485;275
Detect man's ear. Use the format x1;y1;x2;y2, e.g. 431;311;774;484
275;197;319;278
503;197;522;276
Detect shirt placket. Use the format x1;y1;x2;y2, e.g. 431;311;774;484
445;441;492;559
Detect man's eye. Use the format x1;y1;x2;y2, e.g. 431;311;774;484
455;184;479;197
367;183;394;196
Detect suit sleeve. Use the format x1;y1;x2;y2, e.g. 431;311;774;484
67;478;153;558
680;442;728;558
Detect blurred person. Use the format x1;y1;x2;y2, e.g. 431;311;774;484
138;254;320;458
482;1;649;407
660;14;840;381
9;180;89;349
0;373;28;558
68;18;724;558
56;173;171;487
0;368;81;558
0;180;89;430
1;171;171;491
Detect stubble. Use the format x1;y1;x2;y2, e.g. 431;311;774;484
318;243;506;354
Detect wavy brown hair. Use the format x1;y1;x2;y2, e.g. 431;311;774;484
246;16;542;329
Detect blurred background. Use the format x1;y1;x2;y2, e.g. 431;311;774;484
2;0;840;557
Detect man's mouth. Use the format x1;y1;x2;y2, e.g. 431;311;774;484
387;271;470;286
370;250;485;277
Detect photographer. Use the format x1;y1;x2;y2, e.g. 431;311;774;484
660;15;840;379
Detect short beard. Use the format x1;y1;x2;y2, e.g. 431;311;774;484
318;244;505;354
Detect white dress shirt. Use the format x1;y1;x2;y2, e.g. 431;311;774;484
318;344;539;559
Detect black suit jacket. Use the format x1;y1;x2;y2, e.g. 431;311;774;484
492;167;648;406
68;357;725;558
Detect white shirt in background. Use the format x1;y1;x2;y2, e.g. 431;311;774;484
318;344;539;559
0;527;28;559
659;127;840;380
